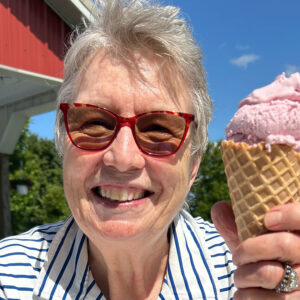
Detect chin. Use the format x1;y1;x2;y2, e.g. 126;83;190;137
80;214;151;242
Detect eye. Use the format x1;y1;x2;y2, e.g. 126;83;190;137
68;107;116;133
83;119;115;130
143;123;172;134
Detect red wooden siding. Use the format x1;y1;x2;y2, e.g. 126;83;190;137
0;0;71;78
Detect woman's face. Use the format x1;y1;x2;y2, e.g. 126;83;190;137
63;51;201;242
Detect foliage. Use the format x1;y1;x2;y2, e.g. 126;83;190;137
188;140;230;221
9;123;70;234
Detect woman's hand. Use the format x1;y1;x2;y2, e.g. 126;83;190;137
211;201;300;299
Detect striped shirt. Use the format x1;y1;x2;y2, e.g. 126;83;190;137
0;210;236;299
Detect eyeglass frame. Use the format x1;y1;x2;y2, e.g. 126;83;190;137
60;102;195;157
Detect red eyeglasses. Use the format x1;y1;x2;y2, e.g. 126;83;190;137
60;103;194;157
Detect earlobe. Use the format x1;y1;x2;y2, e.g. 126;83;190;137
188;154;201;190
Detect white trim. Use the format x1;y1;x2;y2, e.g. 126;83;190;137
44;0;94;28
0;65;63;84
69;0;94;20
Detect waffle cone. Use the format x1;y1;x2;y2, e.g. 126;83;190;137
221;140;300;241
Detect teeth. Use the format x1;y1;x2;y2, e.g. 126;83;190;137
127;193;133;201
102;189;107;198
98;187;145;202
111;189;119;201
134;192;141;199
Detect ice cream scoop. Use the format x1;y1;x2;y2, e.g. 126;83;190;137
225;72;300;152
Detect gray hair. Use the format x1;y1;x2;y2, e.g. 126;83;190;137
55;0;212;158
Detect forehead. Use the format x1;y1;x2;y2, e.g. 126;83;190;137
75;50;192;114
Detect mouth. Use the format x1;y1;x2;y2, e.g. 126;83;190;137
92;186;153;202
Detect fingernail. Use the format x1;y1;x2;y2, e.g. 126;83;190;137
265;211;282;228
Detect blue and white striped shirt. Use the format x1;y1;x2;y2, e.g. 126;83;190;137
0;210;235;299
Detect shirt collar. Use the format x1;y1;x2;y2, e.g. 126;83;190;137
33;211;220;299
33;217;91;300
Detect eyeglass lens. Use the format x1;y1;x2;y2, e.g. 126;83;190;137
135;113;185;155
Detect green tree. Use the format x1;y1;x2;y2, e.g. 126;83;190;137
9;123;70;234
188;140;230;221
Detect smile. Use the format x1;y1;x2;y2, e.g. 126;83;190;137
92;186;152;202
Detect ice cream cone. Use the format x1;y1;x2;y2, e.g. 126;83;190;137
221;140;300;241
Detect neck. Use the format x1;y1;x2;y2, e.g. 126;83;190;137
88;228;170;300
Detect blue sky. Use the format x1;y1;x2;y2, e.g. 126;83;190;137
29;0;300;141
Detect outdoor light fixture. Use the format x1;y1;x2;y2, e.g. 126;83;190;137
11;179;31;195
10;160;31;195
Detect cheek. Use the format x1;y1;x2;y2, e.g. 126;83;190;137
153;154;192;202
154;160;191;225
174;165;191;199
63;146;99;181
63;152;98;226
62;150;91;205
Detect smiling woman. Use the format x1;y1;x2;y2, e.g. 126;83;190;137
0;1;236;299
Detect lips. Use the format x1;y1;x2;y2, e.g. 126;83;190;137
92;186;152;202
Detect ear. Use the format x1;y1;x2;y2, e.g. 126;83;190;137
188;154;201;191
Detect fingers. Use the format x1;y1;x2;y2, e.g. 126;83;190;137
233;260;300;298
234;261;284;289
233;232;300;266
234;288;300;300
231;202;300;299
234;262;300;299
265;203;300;231
234;261;300;290
211;201;240;252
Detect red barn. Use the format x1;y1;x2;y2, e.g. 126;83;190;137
0;0;93;238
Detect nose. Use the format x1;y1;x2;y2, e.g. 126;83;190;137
102;125;146;172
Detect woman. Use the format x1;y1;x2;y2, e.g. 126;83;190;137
0;1;300;299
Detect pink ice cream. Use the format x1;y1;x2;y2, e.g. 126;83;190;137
225;72;300;152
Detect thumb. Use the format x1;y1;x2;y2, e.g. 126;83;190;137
211;201;240;253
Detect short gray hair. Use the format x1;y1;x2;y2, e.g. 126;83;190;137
55;0;212;158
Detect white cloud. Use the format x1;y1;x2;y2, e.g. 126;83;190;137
285;64;300;76
230;54;260;69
